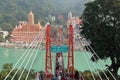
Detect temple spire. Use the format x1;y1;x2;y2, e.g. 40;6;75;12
28;11;34;24
68;11;72;20
38;22;42;30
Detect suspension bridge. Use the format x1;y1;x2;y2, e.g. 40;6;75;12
4;24;117;80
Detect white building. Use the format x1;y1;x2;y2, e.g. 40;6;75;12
0;28;9;38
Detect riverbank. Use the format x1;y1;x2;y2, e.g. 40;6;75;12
0;42;45;49
0;42;84;50
0;43;17;48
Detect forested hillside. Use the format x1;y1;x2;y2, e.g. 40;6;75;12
0;0;92;32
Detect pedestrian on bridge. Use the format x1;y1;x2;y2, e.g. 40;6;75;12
74;70;81;80
35;72;41;80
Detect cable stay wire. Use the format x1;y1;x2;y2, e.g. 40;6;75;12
18;40;40;80
18;28;46;80
18;39;41;79
78;36;106;80
25;34;45;80
4;30;44;80
74;29;103;80
79;36;109;80
73;26;95;80
11;32;43;80
75;34;96;80
25;29;46;80
74;25;115;79
79;33;116;80
5;27;45;80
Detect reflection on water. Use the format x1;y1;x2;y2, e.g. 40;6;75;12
4;48;9;57
0;47;119;75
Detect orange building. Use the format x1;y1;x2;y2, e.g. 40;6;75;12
10;11;43;43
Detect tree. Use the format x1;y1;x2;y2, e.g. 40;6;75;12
0;34;5;42
82;0;120;76
0;64;12;79
83;70;96;80
0;64;35;79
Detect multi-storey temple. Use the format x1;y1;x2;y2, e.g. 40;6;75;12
10;11;42;43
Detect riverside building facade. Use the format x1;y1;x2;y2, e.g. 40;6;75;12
10;11;43;43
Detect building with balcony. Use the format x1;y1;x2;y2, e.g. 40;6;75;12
10;11;43;43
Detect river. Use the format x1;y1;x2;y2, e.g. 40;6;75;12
0;47;119;75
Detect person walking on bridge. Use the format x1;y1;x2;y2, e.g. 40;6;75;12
74;70;81;80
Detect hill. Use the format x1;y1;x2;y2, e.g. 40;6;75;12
0;0;93;32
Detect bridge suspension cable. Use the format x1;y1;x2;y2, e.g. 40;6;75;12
11;32;43;80
79;36;109;80
74;27;103;80
79;33;116;80
25;27;46;80
25;41;42;80
4;27;46;80
75;34;96;80
18;32;45;80
78;36;107;80
77;38;102;80
74;26;115;80
4;34;41;80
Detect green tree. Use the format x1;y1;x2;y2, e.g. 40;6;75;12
82;0;120;76
0;64;12;79
83;70;96;80
0;64;35;80
0;34;5;42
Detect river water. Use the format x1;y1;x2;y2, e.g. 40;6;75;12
0;47;119;75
